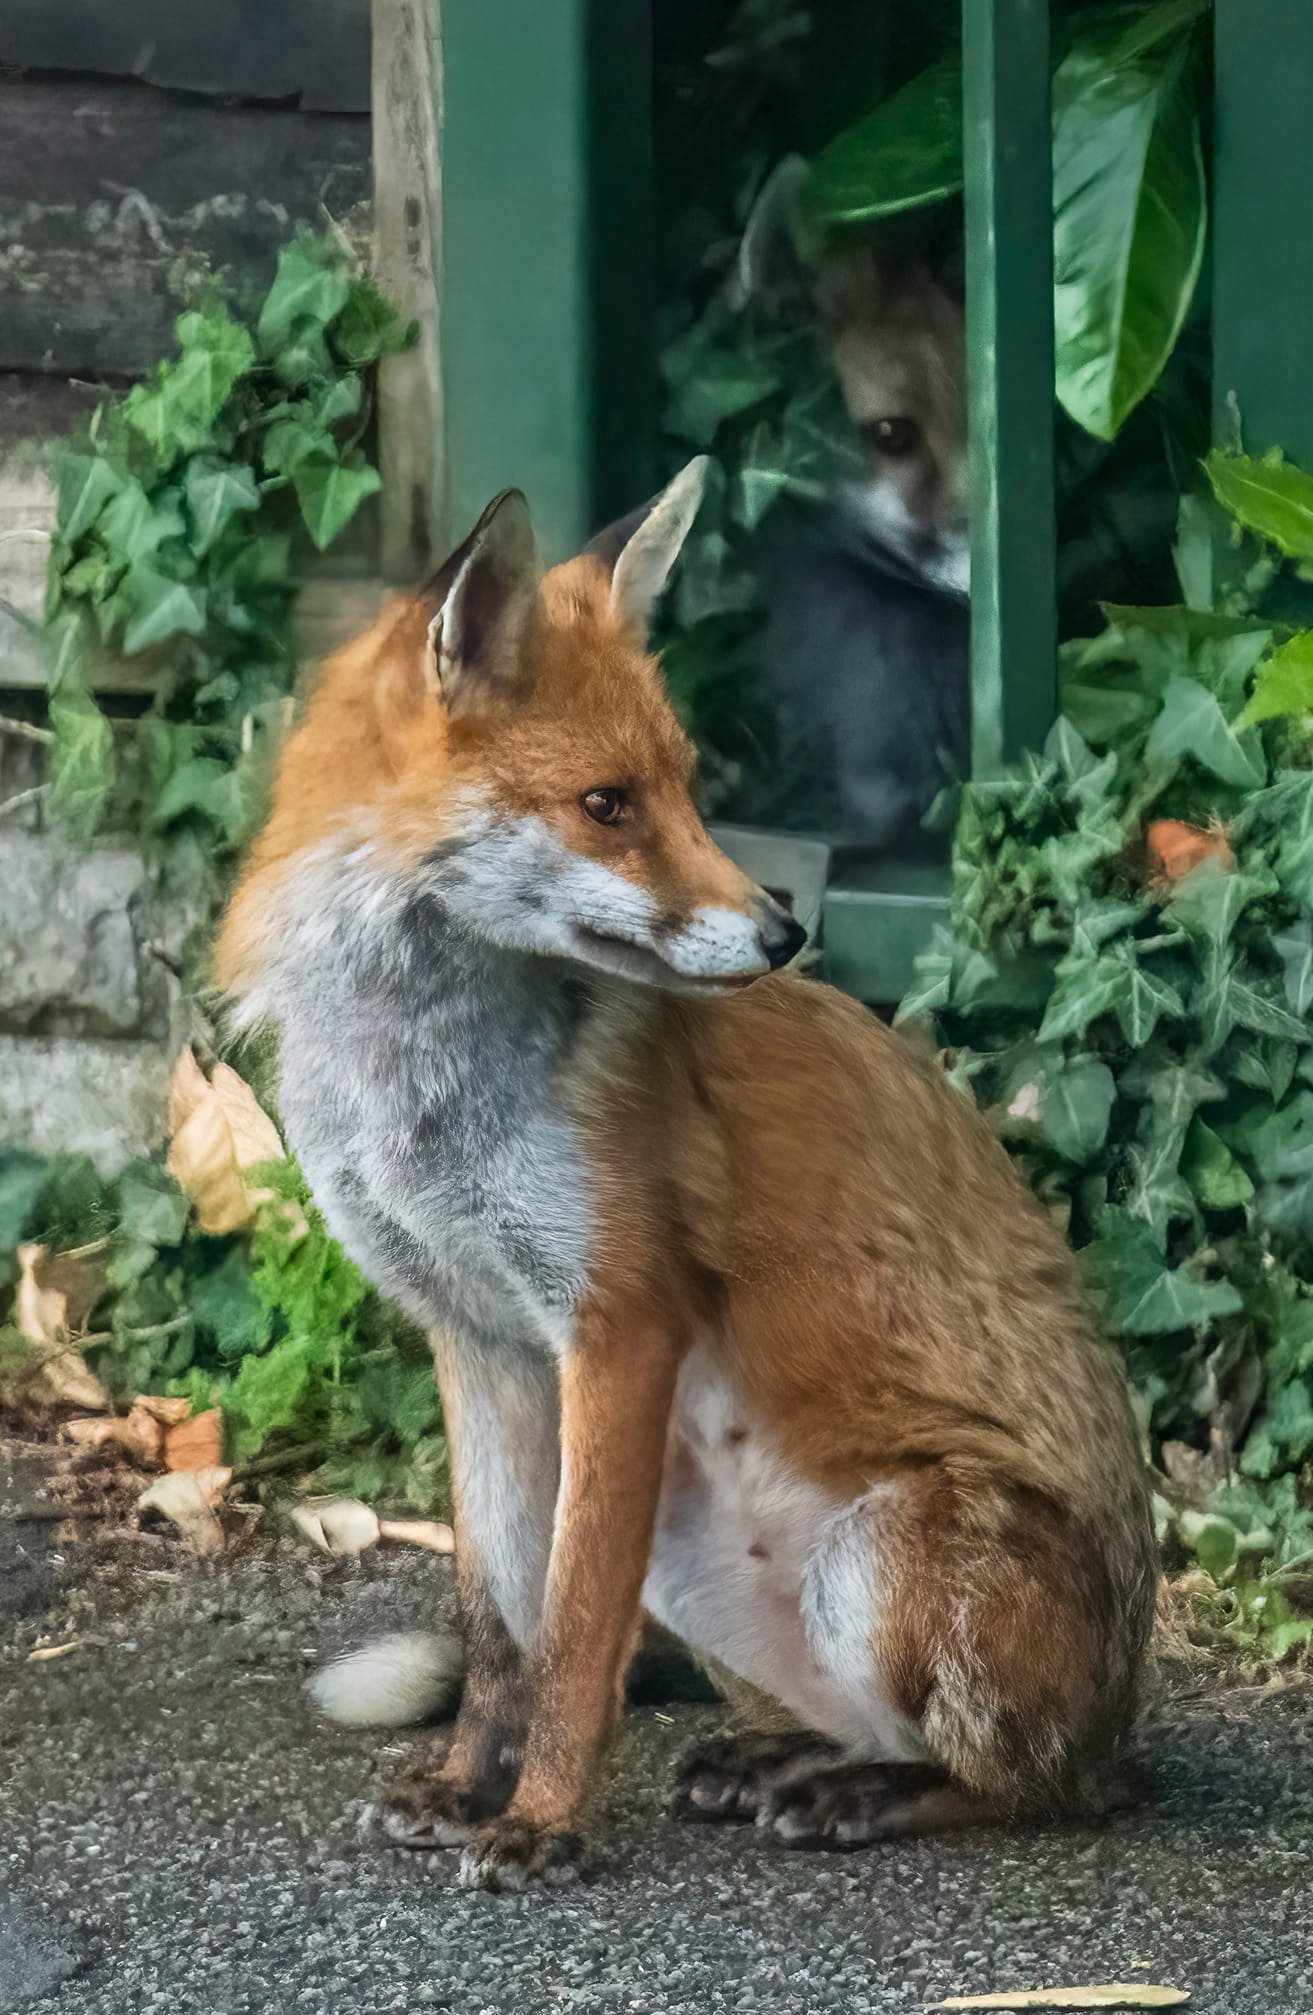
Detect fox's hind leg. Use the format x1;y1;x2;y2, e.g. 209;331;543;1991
384;1334;559;1849
759;1465;1154;1848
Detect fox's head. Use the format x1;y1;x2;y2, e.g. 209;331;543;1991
222;461;804;1002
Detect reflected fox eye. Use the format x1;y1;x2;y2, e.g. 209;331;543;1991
581;787;626;826
864;416;921;459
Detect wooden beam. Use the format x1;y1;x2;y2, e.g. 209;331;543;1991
372;0;445;584
962;0;1057;770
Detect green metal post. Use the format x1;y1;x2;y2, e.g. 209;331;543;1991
962;0;1057;770
1212;0;1313;470
436;0;653;564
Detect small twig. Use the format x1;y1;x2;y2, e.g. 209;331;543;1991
230;1440;324;1484
0;713;53;744
0;784;48;820
77;1315;190;1350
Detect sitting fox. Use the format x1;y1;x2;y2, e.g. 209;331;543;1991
218;461;1156;1892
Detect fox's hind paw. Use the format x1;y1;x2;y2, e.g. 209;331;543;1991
759;1761;973;1848
457;1817;585;1893
668;1730;839;1824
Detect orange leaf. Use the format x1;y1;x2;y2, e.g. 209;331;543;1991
164;1408;223;1472
166;1048;284;1234
1145;818;1234;890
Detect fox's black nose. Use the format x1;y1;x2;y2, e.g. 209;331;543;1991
759;902;808;971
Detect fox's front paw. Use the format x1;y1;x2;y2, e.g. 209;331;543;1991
457;1817;585;1892
382;1772;483;1849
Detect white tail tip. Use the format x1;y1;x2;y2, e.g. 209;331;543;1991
307;1627;464;1728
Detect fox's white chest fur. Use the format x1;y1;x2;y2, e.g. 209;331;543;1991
265;840;596;1355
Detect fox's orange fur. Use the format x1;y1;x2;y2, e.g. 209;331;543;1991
220;470;1155;1890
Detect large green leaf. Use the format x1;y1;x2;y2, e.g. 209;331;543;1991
184;458;261;557
119;566;208;654
55;451;124;544
1237;630;1313;729
1085;1211;1243;1336
1182;1117;1254;1210
124;312;255;460
805;56;962;225
1038;1054;1116;1164
1146;676;1265;788
49;686;116;838
1205;450;1313;562
290;451;382;551
1052;22;1206;440
257;241;351;354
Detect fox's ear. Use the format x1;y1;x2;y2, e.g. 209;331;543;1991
424;490;539;711
729;154;812;315
593;457;709;636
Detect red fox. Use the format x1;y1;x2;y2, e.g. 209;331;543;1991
218;460;1156;1892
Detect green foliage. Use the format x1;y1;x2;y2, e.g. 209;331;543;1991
901;449;1313;1654
1052;0;1208;440
45;232;413;958
804;54;963;225
0;1141;442;1509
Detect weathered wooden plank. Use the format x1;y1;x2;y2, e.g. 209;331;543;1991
0;81;370;376
0;374;108;457
962;0;1057;769
372;0;444;584
0;0;370;113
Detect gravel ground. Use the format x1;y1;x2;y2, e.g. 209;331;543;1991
2;1435;1311;2015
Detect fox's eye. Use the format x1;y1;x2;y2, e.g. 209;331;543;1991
581;786;626;826
864;416;921;459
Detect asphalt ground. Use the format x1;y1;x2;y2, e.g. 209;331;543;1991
1;1435;1310;2015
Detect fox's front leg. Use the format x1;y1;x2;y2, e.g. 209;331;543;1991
458;1307;680;1891
385;1333;559;1847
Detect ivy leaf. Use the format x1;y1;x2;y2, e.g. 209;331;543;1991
1114;956;1186;1047
1146;676;1265;788
152;757;248;839
124;312;254;460
1205;449;1313;563
56;451;124;544
118;1161;191;1247
1181;1117;1254;1210
1274;919;1313;1016
184;458;261;556
263;417;327;479
98;482;186;564
331;277;414;366
258;240;351;354
1085;1211;1242;1336
1240;1378;1313;1477
662;324;780;447
805;55;962;224
1037;952;1123;1043
1164;857;1271;948
1038;1055;1116;1165
49;686;116;838
1053;13;1206;440
1237;630;1313;730
119;566;208;654
290;451;382;551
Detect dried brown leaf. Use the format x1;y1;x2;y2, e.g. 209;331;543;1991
135;1395;193;1427
65;1403;165;1465
137;1465;231;1553
167;1048;284;1234
163;1407;223;1472
290;1499;381;1556
929;1988;1189;2011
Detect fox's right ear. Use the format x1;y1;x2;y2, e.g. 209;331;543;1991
423;490;539;713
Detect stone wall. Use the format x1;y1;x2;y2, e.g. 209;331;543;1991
0;726;184;1173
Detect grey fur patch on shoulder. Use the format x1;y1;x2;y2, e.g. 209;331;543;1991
307;1627;464;1728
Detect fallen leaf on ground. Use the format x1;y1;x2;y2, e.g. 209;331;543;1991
11;1243;110;1410
377;1517;455;1554
291;1499;382;1556
929;1989;1189;2011
26;1641;82;1663
167;1048;285;1234
65;1403;165;1465
137;1465;231;1553
1146;817;1233;889
164;1407;223;1472
135;1395;192;1427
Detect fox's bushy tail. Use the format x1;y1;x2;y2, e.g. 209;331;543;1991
307;1626;464;1727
